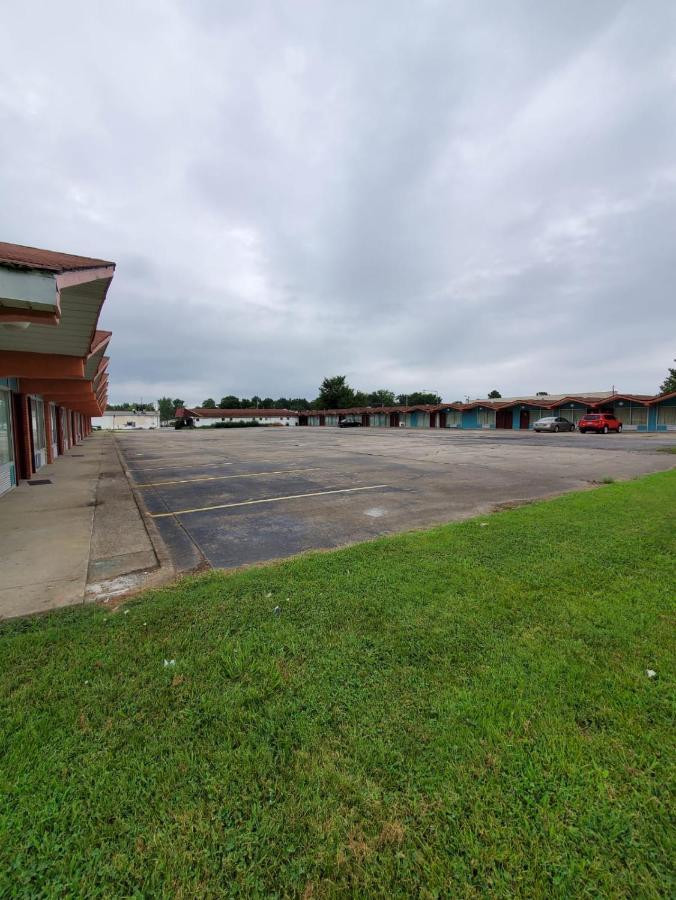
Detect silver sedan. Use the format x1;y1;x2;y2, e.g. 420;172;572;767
533;416;576;433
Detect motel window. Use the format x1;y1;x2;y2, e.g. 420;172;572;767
445;410;461;426
528;407;551;425
32;398;46;450
0;388;15;494
615;405;647;425
477;408;495;427
557;407;584;424
657;405;676;425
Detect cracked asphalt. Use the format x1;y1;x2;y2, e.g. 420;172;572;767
116;427;676;571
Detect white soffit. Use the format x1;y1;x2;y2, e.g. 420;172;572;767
0;277;110;356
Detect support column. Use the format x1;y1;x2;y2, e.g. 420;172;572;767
17;394;33;478
44;401;54;463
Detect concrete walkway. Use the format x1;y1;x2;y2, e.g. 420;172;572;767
0;433;166;619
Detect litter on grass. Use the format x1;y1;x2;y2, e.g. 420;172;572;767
163;659;176;667
646;669;657;678
273;606;281;617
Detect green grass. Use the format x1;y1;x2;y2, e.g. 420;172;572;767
1;473;675;898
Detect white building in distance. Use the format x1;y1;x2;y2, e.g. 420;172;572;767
93;409;161;429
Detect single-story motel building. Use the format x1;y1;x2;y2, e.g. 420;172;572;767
0;242;114;498
178;390;676;432
177;408;301;427
93;410;161;430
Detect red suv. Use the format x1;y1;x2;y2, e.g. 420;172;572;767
578;413;623;434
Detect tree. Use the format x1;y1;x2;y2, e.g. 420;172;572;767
172;398;185;413
108;401;155;411
317;375;355;409
396;391;442;405
659;359;676;394
288;398;311;411
262;397;275;407
368;389;396;406
536;391;549;397
251;395;262;408
488;390;502;399
240;398;252;408
274;397;290;409
202;398;216;408
158;397;176;422
352;391;369;407
219;396;240;408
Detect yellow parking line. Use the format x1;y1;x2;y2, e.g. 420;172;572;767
150;484;389;518
137;466;323;488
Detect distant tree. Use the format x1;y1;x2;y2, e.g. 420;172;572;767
172;398;185;413
219;395;240;408
288;398;311;411
352;391;369;407
274;397;290;409
202;398;216;408
536;391;549;397
251;395;262;408
261;397;275;407
240;398;252;408
488;390;502;399
317;375;355;409
368;389;396;406
396;391;442;405
659;359;676;394
108;401;155;411
158;397;176;422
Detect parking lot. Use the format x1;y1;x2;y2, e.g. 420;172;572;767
117;427;676;572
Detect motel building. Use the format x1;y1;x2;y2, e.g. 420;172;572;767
296;391;676;431
176;408;299;426
0;242;114;498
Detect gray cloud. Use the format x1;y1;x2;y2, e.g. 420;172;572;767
1;0;675;404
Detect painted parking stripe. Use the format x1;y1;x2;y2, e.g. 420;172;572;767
137;466;324;488
130;460;235;472
149;483;389;518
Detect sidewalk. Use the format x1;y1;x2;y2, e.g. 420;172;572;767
0;432;168;619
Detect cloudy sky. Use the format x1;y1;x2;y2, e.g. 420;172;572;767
1;1;675;404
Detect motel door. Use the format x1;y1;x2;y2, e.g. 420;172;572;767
0;388;16;496
519;409;529;429
30;397;48;470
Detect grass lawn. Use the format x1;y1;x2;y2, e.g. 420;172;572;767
1;472;675;897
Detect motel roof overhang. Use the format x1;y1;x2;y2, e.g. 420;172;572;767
0;243;115;415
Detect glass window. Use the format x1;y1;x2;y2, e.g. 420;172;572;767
31;397;46;450
657;405;676;425
0;389;14;469
631;406;647;425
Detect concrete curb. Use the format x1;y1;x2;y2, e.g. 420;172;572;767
111;435;208;579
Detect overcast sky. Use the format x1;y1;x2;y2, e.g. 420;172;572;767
1;1;675;404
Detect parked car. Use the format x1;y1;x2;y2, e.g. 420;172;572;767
578;413;623;434
533;416;575;433
338;417;362;427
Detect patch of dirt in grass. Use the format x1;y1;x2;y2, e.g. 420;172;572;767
377;821;405;846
